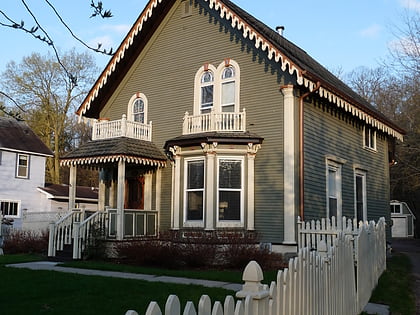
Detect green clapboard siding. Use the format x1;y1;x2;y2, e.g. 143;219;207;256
304;101;391;225
98;0;294;242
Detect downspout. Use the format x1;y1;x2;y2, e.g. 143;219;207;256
298;80;321;220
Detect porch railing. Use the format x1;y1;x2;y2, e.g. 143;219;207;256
92;115;152;141
182;109;246;134
108;209;158;238
48;209;84;257
72;210;108;259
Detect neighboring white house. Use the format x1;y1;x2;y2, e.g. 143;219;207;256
0;117;53;229
391;200;416;238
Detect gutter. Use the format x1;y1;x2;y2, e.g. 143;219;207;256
298;80;321;220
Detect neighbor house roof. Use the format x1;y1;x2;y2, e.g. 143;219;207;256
61;137;167;167
76;0;404;141
0;117;53;157
37;183;98;202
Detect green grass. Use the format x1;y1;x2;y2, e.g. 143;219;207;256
0;255;234;315
367;253;416;315
60;260;279;284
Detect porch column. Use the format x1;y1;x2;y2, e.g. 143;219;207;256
98;169;106;211
116;159;126;240
156;167;162;235
282;85;297;244
69;164;77;210
205;151;215;230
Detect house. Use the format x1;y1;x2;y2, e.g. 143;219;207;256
0;117;53;229
55;0;404;254
390;200;416;238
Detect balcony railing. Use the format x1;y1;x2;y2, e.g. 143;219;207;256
183;109;246;134
92;114;152;141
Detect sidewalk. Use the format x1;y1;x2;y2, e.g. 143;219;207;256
6;261;242;291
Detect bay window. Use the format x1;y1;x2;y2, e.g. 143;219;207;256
184;159;205;223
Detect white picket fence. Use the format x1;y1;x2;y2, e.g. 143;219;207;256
125;217;386;315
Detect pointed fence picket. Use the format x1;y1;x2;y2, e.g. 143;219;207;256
126;217;386;315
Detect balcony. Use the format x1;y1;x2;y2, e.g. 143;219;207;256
182;109;246;135
92;114;152;141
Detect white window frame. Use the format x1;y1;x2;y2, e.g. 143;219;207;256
390;202;402;214
326;160;342;221
1;199;20;218
127;93;148;124
216;156;244;228
193;60;240;115
363;126;376;151
16;153;29;179
183;157;205;228
354;169;367;222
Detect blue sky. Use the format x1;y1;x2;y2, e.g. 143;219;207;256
1;0;419;75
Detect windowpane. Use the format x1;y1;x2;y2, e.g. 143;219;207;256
329;198;337;219
356;175;364;221
1;201;19;216
187;161;204;189
328;169;336;197
219;160;241;189
201;71;213;83
17;155;29;178
219;191;240;220
222;67;235;79
221;81;235;106
201;85;213;109
133;98;145;123
187;191;203;220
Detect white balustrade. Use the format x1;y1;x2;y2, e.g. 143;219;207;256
92;115;152;141
183;109;246;134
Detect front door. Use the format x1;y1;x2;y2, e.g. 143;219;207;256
125;176;145;209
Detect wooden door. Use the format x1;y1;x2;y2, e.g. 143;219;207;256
124;176;145;209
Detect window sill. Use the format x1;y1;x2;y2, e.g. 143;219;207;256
363;146;377;153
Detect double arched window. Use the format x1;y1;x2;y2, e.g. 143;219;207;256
128;93;148;124
194;59;240;115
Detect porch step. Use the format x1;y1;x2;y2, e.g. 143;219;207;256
49;244;74;262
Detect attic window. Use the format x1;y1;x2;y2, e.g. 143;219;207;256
181;0;192;18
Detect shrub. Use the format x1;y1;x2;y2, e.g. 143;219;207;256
3;229;48;255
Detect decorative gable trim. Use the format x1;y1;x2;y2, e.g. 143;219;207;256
60;154;166;168
77;0;403;141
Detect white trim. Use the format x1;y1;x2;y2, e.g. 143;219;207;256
354;169;367;222
193;60;240;115
363;126;377;151
127;93;148;124
205;152;215;230
16;153;30;179
216;156;244;228
326;159;343;224
183;157;205;228
144;172;153;210
172;156;181;229
0;147;52;158
0;199;21;218
282;85;297;244
246;153;255;230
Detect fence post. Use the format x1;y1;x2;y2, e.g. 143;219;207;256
73;222;80;259
236;260;270;315
48;222;56;257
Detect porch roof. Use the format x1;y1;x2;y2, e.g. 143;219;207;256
61;137;167;167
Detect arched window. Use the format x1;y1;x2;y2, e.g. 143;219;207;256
221;66;235;112
128;93;148;124
200;71;214;114
132;98;145;123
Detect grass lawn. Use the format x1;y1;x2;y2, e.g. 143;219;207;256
364;253;416;315
0;255;234;315
60;260;279;284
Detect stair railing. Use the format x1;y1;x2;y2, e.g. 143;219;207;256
72;210;108;259
48;209;83;257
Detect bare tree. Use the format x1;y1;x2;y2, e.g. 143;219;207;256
1;50;98;183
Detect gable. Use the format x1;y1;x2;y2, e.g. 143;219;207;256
77;0;404;141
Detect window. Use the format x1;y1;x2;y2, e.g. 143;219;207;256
194;60;240;115
221;66;235;112
132;98;145;123
326;161;342;220
390;203;402;214
200;71;214;114
185;159;205;222
16;154;29;178
364;126;376;150
1;200;20;217
355;170;367;222
128;93;148;123
218;158;243;225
